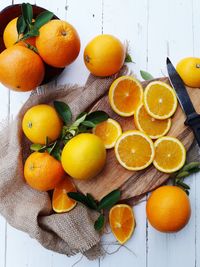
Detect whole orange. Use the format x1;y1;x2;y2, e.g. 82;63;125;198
24;152;65;191
3;17;36;48
176;57;200;88
84;34;125;77
0;46;45;92
146;185;191;233
36;19;80;68
22;104;63;145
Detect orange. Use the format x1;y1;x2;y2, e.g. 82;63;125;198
176;57;200;88
144;81;178;119
22;104;63;145
134;104;171;139
3;17;36;48
109;204;135;244
146;185;191;232
36;19;80;68
93;118;122;149
61;133;106;180
115;130;155;171
52;177;77;213
109;76;143;117
0;46;45;92
153;136;186;173
84;34;125;77
24;152;65;191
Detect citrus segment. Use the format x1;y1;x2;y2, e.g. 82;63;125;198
115;130;155;171
144;81;177;119
134;104;171;139
53;177;77;213
146;185;191;232
93;118;122;149
109;76;143;117
153;136;186;173
109;204;135;244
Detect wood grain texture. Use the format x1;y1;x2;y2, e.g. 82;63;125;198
73;77;198;201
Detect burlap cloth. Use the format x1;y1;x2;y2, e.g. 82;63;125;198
0;67;129;260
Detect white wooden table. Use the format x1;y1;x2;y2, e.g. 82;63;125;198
0;0;200;266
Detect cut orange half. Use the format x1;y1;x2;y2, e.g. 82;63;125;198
153;136;186;173
134;104;171;139
109;76;143;117
52;177;77;213
144;81;178;119
109;204;135;244
115;130;155;171
93;118;122;149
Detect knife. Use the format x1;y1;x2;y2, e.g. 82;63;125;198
166;57;200;147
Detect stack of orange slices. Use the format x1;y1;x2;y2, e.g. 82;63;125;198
104;75;186;173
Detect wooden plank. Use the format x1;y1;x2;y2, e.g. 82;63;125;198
100;0;147;266
147;0;196;266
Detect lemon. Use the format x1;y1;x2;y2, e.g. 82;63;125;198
61;133;106;180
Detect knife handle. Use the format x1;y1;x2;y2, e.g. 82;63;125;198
185;113;200;147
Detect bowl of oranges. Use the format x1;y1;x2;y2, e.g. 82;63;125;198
0;3;81;91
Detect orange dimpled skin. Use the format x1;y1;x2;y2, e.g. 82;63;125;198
0;46;45;92
36;19;81;68
146;185;191;233
24;152;65;191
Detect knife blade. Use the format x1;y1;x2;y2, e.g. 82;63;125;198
166;57;200;148
166;57;196;116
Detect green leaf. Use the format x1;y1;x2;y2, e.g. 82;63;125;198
76;112;87;120
176;180;190;190
125;53;133;63
81;120;96;128
176;171;190;179
22;3;33;25
140;70;154;81
98;189;121;211
34;11;54;29
85;111;109;125
30;143;43;152
54;101;72;125
72;113;87;127
182;162;200;172
68;192;97;210
94;214;105;231
86;193;98;210
17;15;27;35
18;28;39;42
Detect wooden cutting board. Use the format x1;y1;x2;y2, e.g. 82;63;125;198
73;77;200;202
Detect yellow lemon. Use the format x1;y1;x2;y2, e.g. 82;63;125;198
61;133;106;180
176;57;200;88
22;104;63;145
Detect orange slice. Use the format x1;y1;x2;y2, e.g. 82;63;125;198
153;136;186;173
93;118;122;149
109;76;143;117
134;104;171;139
52;177;77;213
109;204;135;244
115;130;155;171
144;81;178;119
